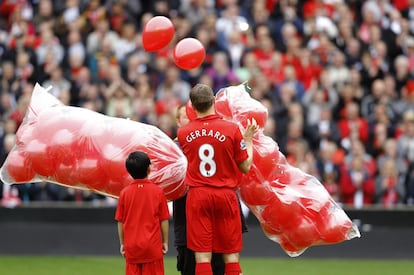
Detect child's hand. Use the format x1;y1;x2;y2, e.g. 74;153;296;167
120;244;125;257
162;242;168;254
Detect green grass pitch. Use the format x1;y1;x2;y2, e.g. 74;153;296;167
0;256;414;275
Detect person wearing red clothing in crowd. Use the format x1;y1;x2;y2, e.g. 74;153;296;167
115;151;170;275
337;101;369;150
177;84;258;275
340;154;376;209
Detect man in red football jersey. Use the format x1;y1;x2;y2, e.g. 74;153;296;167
177;84;258;275
115;151;170;275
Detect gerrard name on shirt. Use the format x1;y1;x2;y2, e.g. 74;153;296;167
185;129;227;143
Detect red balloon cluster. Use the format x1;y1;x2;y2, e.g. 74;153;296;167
1;84;188;201
142;16;205;70
215;83;268;129
215;83;360;256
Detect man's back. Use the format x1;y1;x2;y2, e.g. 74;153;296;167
177;114;248;189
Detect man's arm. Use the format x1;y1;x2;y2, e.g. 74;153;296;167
238;119;258;173
161;219;169;254
117;221;125;256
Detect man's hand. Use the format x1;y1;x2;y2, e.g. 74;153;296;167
243;118;259;142
238;118;259;174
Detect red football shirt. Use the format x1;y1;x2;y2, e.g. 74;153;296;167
115;179;170;264
177;114;248;189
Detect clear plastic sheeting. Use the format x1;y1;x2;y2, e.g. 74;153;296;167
214;83;361;257
0;83;188;201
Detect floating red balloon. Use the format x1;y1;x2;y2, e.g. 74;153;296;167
142;16;175;52
173;38;206;70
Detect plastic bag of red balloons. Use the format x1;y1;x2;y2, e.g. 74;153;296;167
0;83;187;201
214;82;361;257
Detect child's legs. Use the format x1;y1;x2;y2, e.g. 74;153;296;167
142;258;164;275
126;258;164;275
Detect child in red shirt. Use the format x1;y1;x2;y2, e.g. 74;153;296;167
115;151;170;275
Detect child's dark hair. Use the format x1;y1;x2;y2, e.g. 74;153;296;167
125;151;151;179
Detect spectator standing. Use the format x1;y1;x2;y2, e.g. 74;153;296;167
375;158;406;207
86;17;118;57
378;138;408;181
337;101;370;151
302;84;339;128
115;151;170;275
306;106;341;152
340;154;376;209
104;78;134;118
397;110;414;204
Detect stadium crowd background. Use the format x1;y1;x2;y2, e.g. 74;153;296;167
1;0;414;210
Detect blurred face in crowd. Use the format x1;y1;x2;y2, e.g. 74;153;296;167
176;105;189;128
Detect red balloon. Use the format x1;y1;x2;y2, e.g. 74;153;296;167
238;110;267;129
15;122;34;147
103;174;133;197
215;91;233;119
278;235;300;253
25;139;57;177
54;162;79;186
252;135;280;179
48;129;77;165
99;143;129;181
261;196;302;232
239;176;273;205
317;204;353;244
261;221;282;236
142;16;175;52
162;179;187;201
271;167;291;185
185;100;197;121
76;157;106;189
77;119;104;149
6;150;35;182
173;38;206;70
284;216;320;250
32;108;84;144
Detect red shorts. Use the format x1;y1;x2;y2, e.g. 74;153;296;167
186;187;242;253
125;258;164;275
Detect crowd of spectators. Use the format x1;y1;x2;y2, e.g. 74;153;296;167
1;0;414;209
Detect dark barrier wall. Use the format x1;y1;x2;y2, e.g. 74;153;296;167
1;205;414;259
